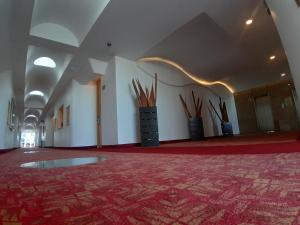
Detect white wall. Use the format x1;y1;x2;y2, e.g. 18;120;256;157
44;56;240;147
46;79;97;147
114;56;239;144
44;116;54;147
0;71;19;149
71;80;97;147
266;0;300;118
224;93;240;135
52;81;73;147
101;58;119;145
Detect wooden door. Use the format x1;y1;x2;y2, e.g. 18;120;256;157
254;96;275;132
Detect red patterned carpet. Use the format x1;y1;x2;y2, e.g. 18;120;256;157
161;132;300;147
1;141;300;224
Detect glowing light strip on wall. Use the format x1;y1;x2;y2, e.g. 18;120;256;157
138;57;235;93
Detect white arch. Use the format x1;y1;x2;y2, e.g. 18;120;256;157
25;92;48;105
31;23;79;47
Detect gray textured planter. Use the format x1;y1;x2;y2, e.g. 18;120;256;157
139;106;159;147
188;117;204;141
221;122;233;136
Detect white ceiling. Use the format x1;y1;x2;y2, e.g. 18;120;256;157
1;0;291;128
0;0;12;72
143;2;291;90
30;0;111;47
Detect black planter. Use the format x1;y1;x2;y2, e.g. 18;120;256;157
221;122;233;136
188;117;204;141
139;106;159;147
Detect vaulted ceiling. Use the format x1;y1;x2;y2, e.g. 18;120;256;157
1;0;291;130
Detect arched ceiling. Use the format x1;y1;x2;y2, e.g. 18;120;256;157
24;116;38;124
24;45;73;122
24;108;42;118
24;124;36;130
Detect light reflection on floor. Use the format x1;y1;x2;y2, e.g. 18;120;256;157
20;156;106;169
24;151;39;154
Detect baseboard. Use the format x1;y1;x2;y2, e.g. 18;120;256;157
45;146;97;150
102;143;139;149
102;138;193;149
44;139;193;150
0;148;19;154
160;138;191;144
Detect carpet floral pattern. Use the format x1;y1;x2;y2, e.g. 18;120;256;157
0;148;300;225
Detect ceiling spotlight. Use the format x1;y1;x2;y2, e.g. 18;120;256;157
270;55;276;60
281;73;286;77
245;19;253;25
26;115;38;119
28;90;44;97
34;57;56;68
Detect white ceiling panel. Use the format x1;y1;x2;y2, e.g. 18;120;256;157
30;0;111;46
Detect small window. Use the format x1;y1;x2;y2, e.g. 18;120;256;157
57;105;64;129
66;105;71;126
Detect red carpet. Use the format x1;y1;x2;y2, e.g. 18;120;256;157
1;139;300;224
161;131;300;147
101;141;300;155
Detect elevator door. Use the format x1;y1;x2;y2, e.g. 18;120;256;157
255;96;274;132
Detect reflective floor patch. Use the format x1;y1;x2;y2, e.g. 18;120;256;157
24;151;39;154
20;156;106;168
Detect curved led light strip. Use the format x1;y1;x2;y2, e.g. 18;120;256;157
138;57;234;93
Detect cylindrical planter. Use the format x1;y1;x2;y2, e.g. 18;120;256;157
139;106;159;147
221;122;233;136
188;117;204;141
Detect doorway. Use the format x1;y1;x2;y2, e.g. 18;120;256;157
21;129;36;148
254;96;275;132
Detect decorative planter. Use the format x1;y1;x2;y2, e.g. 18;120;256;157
188;117;204;141
221;122;233;136
139;106;159;147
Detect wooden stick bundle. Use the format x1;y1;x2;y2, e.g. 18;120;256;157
179;94;192;118
179;91;203;119
192;91;203;118
209;100;223;122
219;97;229;122
132;73;158;107
209;97;229;123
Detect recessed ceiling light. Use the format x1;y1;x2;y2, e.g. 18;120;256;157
270;55;276;60
281;73;286;77
25;123;36;128
34;57;56;68
26;115;38;119
245;19;253;25
28;90;44;97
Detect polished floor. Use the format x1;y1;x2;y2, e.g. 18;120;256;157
1;135;300;224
